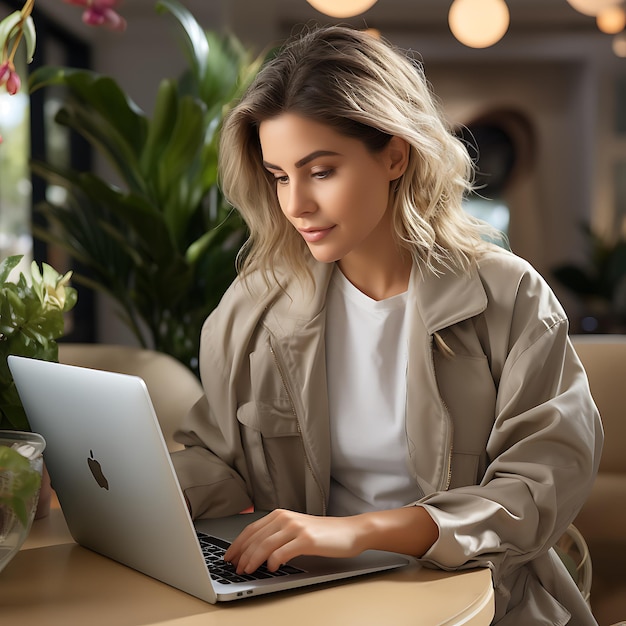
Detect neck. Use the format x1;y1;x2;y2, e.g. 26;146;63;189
337;251;412;301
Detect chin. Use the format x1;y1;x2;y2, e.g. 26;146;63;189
307;248;342;265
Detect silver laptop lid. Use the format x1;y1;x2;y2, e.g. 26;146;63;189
8;355;217;603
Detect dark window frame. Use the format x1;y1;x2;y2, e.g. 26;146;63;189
5;0;95;342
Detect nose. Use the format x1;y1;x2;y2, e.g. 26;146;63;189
280;181;316;220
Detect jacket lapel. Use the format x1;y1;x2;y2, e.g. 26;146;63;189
263;263;334;514
405;264;488;495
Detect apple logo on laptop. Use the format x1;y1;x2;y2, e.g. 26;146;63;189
88;450;109;490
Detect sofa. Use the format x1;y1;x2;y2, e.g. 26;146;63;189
571;335;626;626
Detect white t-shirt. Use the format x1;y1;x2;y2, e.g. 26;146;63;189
325;267;420;516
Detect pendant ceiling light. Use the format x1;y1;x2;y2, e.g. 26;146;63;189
306;0;378;18
566;0;621;17
448;0;510;49
613;31;626;56
597;5;626;33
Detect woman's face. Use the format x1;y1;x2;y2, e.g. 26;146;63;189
258;113;407;271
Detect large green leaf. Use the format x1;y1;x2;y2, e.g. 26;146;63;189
74;175;176;260
30;68;148;193
29;68;148;153
0;255;21;283
140;79;179;179
55;104;146;194
156;0;209;80
31;162;137;271
156;95;207;235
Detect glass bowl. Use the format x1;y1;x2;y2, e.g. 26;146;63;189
0;430;46;574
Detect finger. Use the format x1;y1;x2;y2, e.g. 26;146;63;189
224;515;274;564
236;526;295;574
265;537;303;572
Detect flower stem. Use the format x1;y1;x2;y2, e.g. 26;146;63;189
6;0;34;64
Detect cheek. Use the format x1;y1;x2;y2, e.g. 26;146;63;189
350;175;390;217
275;186;289;214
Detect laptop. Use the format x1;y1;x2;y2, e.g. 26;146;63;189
8;355;414;603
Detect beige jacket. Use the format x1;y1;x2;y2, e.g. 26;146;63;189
172;248;602;624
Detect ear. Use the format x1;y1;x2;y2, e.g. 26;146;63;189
386;136;409;181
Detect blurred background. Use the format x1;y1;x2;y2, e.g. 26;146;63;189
2;0;625;343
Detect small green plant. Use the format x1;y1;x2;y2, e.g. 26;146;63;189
553;224;626;328
0;254;77;430
0;444;41;527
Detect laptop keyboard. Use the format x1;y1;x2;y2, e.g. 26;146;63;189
197;532;305;584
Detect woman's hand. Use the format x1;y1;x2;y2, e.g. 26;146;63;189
223;506;439;575
224;509;363;574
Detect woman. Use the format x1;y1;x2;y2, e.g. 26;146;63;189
171;25;602;624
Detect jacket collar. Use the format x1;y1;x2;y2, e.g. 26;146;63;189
265;258;489;335
411;261;489;334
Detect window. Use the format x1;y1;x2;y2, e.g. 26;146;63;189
0;5;30;272
456;109;536;246
1;0;95;340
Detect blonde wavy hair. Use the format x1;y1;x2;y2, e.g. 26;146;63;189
219;25;498;285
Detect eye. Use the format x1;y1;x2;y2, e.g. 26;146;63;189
313;169;333;180
274;174;289;185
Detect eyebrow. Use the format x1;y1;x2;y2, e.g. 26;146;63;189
262;150;341;171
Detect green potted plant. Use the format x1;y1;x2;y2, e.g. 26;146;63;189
0;254;77;431
27;0;265;376
0;254;77;557
552;224;626;332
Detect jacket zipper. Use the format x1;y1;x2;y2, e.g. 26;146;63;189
429;335;454;491
269;342;327;515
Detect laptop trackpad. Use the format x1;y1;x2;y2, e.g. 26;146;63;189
194;511;268;543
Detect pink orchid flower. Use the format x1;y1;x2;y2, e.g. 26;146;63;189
63;0;127;32
0;60;21;95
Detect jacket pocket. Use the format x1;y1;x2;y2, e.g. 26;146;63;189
449;452;480;488
434;351;495;484
236;401;306;511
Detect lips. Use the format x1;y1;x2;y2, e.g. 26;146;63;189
298;226;335;243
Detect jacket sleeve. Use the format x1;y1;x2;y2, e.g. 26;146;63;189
170;395;253;519
170;304;254;519
417;271;603;585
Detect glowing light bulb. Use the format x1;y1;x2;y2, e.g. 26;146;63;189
306;0;378;18
613;31;626;56
448;0;510;49
597;6;626;33
566;0;621;17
